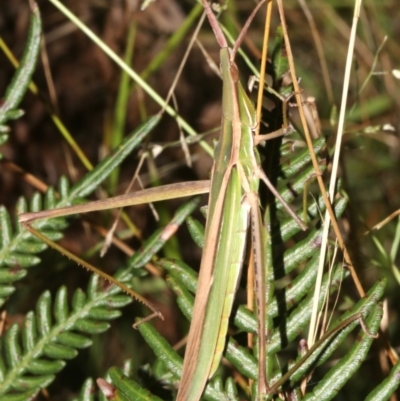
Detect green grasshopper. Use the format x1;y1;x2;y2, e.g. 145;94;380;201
176;1;307;400
19;1;306;399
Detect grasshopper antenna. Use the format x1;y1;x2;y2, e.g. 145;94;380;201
201;0;266;61
232;0;266;61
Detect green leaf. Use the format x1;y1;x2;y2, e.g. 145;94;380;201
101;367;164;401
0;5;41;135
73;378;95;401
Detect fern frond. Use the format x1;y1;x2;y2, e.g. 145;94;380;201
0;279;131;399
0;116;159;306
